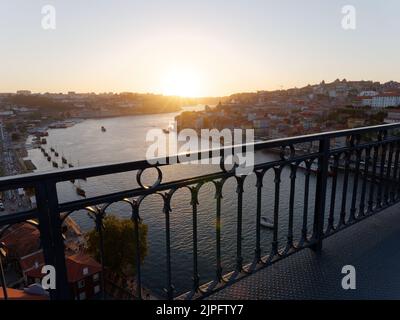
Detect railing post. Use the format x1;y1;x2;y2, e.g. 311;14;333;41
311;137;330;252
35;180;70;300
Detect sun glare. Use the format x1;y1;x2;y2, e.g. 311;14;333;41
161;67;202;97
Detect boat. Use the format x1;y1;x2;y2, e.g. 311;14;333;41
52;161;58;168
34;131;48;137
76;186;86;197
49;122;69;129
261;217;274;229
101;126;106;132
298;162;335;177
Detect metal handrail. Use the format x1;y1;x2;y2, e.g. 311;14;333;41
0;122;400;300
0;122;399;188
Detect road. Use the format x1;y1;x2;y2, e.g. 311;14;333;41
0;121;31;215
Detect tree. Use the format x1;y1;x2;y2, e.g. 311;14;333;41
11;133;20;141
86;215;148;277
5;123;14;131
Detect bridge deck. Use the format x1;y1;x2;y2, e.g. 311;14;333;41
208;204;400;300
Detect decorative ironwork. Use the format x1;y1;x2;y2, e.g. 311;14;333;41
1;123;400;300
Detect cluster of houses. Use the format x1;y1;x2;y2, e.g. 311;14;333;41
0;218;102;300
176;80;400;140
0;91;182;120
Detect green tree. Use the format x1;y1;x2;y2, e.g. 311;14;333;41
86;215;148;277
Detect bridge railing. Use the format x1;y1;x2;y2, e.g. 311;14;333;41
1;123;400;300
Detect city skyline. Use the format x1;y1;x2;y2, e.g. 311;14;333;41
1;0;400;96
2;78;399;97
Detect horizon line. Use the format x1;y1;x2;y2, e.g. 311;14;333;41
1;78;399;99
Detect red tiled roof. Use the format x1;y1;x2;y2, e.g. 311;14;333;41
22;251;46;279
2;223;101;284
20;250;45;273
379;92;400;97
24;252;102;283
0;223;41;257
66;252;102;282
0;287;48;300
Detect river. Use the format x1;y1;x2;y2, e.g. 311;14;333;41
25;107;362;297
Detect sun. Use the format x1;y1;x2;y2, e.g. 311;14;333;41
161;67;202;97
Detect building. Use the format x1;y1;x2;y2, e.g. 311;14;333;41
384;110;400;124
16;90;31;95
359;91;379;97
0;222;102;300
371;94;400;108
25;253;102;300
0;111;15;118
360;97;373;107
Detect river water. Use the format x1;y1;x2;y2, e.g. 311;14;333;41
25;107;362;297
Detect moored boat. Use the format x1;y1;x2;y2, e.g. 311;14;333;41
76;187;86;197
261;217;274;229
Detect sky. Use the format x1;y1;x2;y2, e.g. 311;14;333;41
0;0;399;97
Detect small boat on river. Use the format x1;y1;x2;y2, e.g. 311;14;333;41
261;217;274;229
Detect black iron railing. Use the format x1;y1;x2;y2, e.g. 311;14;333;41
1;123;400;300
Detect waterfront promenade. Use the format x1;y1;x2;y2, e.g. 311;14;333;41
209;203;400;300
0;122;31;215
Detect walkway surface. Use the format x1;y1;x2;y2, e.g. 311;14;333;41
208;204;400;300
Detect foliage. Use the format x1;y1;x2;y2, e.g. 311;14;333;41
11;132;20;141
86;215;148;277
364;111;387;126
5;123;15;131
5;95;71;112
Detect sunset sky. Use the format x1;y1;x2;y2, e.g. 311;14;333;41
1;0;400;97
